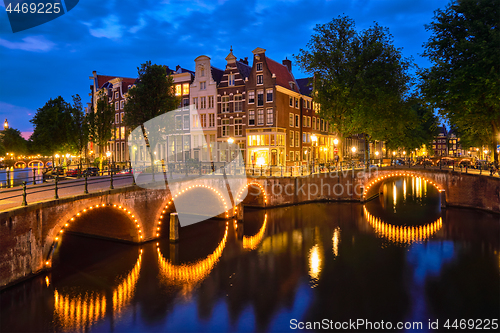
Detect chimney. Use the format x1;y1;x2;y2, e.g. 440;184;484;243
239;57;249;65
176;65;181;72
282;57;292;72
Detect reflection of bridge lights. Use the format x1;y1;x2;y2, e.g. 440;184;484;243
243;214;268;250
363;206;442;244
157;225;228;296
363;172;441;200
53;252;142;332
235;182;268;205
157;184;230;238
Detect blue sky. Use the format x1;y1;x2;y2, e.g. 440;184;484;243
0;0;451;135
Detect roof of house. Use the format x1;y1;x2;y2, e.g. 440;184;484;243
236;60;251;80
211;66;225;84
96;75;137;94
296;78;313;96
265;58;300;93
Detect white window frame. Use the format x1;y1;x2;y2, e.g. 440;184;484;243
256;62;263;71
266;108;273;125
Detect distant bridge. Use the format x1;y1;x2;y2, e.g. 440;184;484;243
1;167;499;288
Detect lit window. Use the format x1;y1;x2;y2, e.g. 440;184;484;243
209;113;215;127
257;109;264;125
235;118;243;136
222;119;230;137
266;88;273;102
256;62;263;71
257;74;263;85
249;110;255;125
290;130;294;147
303;116;306;127
266;108;273;125
175;85;181;96
234;94;242;112
248;91;255;104
222;96;230;112
182;84;189;95
295;131;299;147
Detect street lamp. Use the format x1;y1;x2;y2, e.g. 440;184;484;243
3;119;8;130
333;138;338;145
311;134;318;172
227;137;234;144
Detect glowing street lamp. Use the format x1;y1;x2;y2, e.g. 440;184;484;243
3;119;8;130
375;151;379;156
351;146;356;153
227;137;234;144
106;151;111;158
333;138;338;145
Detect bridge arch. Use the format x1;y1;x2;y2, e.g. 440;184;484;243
44;203;145;266
156;184;231;238
235;182;268;207
363;171;443;201
14;161;27;168
28;160;44;167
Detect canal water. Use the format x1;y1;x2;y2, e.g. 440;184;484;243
1;177;499;332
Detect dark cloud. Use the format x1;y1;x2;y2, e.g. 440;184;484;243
0;0;450;132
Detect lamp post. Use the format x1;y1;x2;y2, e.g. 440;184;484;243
55;154;60;167
106;151;111;174
3;119;8;130
311;134;318;172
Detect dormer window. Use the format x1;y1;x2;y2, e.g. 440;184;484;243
256;63;263;71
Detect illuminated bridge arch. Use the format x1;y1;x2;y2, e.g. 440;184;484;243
235;182;268;207
363;206;443;244
156;184;231;238
27;160;44;167
14;161;27;168
45;203;144;267
157;223;229;295
363;171;443;201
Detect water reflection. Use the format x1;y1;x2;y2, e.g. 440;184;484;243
243;213;267;250
157;224;228;297
364;206;443;245
53;251;142;332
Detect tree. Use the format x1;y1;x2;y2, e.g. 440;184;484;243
295;16;413;163
1;127;27;155
88;90;114;171
419;0;500;161
30;96;73;156
123;61;178;177
68;94;89;170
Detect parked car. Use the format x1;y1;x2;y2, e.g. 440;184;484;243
65;168;81;177
83;167;99;177
42;167;64;179
118;168;133;175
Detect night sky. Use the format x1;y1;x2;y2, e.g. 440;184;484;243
0;0;451;136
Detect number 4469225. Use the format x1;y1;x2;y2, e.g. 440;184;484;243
444;319;498;330
5;2;62;14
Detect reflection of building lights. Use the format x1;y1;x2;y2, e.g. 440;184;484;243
332;227;340;257
308;245;322;283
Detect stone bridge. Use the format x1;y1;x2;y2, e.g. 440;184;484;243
1;167;499;288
